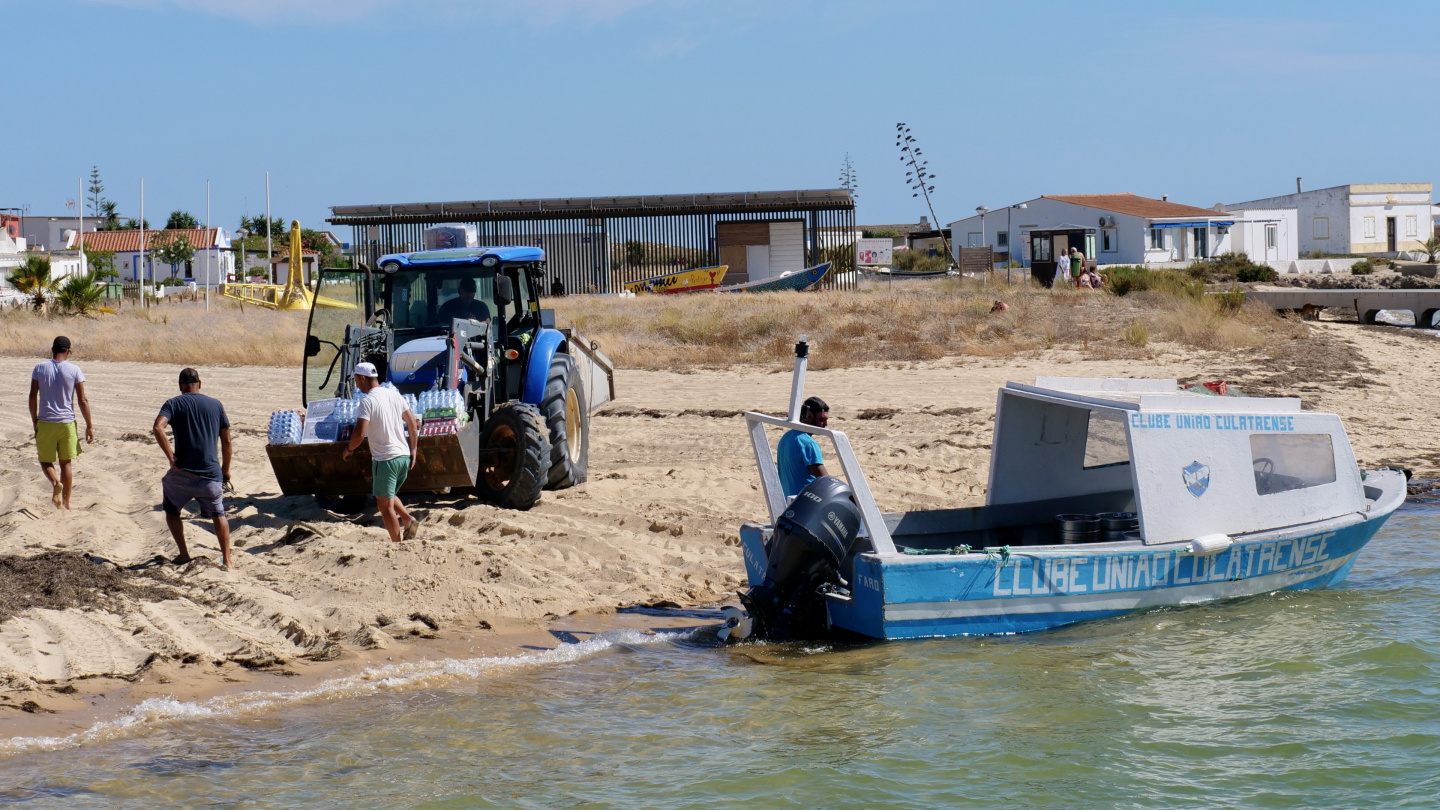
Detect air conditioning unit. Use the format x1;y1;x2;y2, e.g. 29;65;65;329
1098;215;1116;228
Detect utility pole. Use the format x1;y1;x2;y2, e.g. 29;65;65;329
205;179;211;311
140;178;146;308
77;177;84;274
265;172;272;284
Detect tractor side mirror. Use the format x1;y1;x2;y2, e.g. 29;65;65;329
305;335;321;357
539;308;556;329
494;275;514;308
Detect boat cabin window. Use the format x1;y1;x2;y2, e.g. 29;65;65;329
1083;409;1130;469
1250;433;1336;495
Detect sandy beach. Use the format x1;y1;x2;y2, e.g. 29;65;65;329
0;318;1435;738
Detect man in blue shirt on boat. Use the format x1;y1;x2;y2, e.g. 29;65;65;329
778;396;830;497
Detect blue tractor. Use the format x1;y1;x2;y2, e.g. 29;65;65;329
266;246;613;510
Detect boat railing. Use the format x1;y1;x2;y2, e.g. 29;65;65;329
743;411;897;556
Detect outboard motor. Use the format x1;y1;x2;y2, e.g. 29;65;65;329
738;476;863;640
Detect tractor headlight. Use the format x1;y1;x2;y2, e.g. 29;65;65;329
481;256;498;268
381;262;400;274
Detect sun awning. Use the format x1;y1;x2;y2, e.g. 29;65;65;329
1150;221;1234;228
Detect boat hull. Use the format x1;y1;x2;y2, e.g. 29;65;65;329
739;472;1403;640
623;265;728;295
717;262;830;293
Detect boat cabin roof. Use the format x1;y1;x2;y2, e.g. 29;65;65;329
988;377;1364;546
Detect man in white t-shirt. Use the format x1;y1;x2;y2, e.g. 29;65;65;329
29;336;95;510
342;362;420;542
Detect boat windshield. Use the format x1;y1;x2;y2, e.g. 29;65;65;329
388;266;498;330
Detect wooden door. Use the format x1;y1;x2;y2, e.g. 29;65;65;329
719;245;748;283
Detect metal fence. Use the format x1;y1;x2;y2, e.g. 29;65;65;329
328;190;857;295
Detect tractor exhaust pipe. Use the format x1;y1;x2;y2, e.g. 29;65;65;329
787;335;809;422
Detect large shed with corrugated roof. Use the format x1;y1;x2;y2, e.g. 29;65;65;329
328;189;856;294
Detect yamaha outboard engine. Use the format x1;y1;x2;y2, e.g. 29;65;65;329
738;475;863;640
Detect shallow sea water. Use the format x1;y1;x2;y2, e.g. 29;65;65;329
2;501;1438;808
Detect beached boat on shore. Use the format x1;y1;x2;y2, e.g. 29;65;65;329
622;265;728;294
716;262;831;293
721;343;1407;642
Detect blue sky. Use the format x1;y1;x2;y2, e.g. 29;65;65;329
5;0;1436;239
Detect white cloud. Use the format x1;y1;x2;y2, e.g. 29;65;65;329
82;0;662;25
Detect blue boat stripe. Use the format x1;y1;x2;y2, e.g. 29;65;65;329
882;553;1356;623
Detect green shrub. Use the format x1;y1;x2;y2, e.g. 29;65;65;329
1106;265;1204;299
1351;259;1374;275
893;249;949;274
1188;252;1275;282
1235;264;1278;282
1215;286;1247;313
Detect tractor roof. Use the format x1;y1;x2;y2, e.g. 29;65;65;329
378;246;545;267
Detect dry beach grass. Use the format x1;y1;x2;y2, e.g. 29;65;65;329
0;299;307;367
0;275;1300;371
553;277;1306;370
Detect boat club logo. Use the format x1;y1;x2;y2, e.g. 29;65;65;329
1182;461;1210;498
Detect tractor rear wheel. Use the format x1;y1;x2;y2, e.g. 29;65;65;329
542;353;589;489
476;402;550;510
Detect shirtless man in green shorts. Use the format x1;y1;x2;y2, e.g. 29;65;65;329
29;336;94;509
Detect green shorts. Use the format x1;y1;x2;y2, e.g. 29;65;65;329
371;455;410;498
36;421;81;464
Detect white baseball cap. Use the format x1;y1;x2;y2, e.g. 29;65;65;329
353;361;379;378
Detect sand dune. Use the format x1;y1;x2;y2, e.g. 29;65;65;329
0;322;1434;695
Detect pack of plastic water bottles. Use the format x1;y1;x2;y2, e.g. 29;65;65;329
334;399;358;427
267;410;304;446
419;389;464;420
403;393;420;417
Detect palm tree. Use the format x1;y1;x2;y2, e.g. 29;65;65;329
56;271;105;315
1417;236;1440;263
6;255;61;312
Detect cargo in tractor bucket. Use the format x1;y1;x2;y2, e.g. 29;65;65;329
266;420;481;497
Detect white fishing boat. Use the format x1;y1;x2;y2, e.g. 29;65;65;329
721;340;1408;641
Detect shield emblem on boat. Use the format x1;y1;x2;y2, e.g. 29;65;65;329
1182;461;1210;498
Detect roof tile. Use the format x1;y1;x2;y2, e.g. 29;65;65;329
1044;194;1222;219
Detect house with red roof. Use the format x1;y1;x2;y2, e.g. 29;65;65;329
69;227;234;286
948;193;1254;285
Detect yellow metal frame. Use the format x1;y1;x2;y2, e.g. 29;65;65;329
221;219;316;310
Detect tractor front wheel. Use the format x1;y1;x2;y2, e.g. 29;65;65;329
542;353;589;489
476;402;551;510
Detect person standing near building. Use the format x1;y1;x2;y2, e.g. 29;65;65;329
777;396;831;498
153;368;233;568
1069;247;1085;288
343;362;420;542
29;336;94;510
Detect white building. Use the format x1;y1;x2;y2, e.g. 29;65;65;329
1226;183;1432;256
69;228;233;286
0;213;29;306
947;194;1240;284
1223;208;1299;266
20;215;103;252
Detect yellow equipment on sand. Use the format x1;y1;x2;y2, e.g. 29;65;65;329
221;220;321;310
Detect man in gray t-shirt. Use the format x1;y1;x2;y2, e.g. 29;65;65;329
29;336;94;510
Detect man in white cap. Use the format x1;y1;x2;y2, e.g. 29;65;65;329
342;362;420;542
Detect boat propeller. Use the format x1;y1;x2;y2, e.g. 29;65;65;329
717;606;753;642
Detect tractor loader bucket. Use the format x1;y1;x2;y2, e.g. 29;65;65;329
559;328;615;412
266;420;481;497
